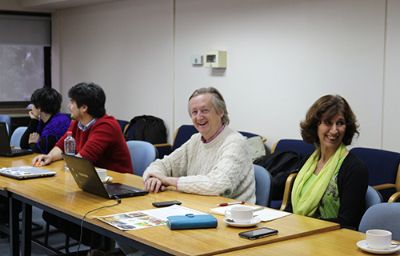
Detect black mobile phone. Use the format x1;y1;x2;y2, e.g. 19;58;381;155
152;200;182;208
239;227;278;240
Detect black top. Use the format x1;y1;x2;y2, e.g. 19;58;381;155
20;119;57;153
329;152;368;229
288;152;368;229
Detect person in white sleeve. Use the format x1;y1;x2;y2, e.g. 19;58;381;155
143;87;256;203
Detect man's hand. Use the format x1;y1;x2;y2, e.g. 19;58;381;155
29;110;39;120
144;177;164;193
31;146;63;166
28;133;40;144
144;173;178;193
32;154;52;166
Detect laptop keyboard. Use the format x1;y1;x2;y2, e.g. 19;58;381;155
103;183;147;197
107;186;134;195
12;148;27;154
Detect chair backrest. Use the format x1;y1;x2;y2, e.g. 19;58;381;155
389;192;400;203
280;172;298;210
126;140;157;176
117;119;129;133
350;147;400;196
365;186;383;209
172;125;266;151
254;164;272;206
273;139;315;158
10;126;27;148
359;203;400;241
0;115;11;134
172;125;199;151
239;131;261;139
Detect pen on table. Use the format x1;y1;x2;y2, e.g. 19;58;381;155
218;201;245;207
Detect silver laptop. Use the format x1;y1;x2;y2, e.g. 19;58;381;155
63;154;148;199
0;122;33;157
0;166;56;180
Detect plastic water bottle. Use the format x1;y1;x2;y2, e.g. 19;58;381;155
64;131;76;170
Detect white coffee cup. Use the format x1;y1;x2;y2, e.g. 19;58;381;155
366;229;392;250
96;168;108;183
225;205;254;223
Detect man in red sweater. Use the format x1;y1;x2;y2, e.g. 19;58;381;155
32;82;133;174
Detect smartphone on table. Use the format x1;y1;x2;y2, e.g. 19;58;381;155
152;200;182;208
239;227;278;240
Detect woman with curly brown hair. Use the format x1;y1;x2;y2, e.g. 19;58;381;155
291;95;368;229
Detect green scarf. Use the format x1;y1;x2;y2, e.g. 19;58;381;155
292;144;347;217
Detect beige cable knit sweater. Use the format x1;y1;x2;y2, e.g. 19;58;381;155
143;127;256;203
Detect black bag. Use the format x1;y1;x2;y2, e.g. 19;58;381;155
254;151;309;200
124;115;167;144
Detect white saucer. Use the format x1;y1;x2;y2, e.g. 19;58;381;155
223;217;261;227
356;240;400;254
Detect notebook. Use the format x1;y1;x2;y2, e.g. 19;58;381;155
0;122;33;157
63;154;148;199
0;166;56;180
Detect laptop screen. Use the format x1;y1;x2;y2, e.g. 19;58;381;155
0;122;12;154
63;154;148;199
63;154;115;198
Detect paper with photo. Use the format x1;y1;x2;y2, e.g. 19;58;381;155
97;211;166;231
97;205;207;231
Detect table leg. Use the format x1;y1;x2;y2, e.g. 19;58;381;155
9;197;20;256
21;203;32;256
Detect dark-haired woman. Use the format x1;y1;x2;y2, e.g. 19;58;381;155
291;95;368;229
20;88;70;153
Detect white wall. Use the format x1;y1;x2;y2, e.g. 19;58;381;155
383;0;400;152
53;0;174;133
51;0;400;151
174;0;385;149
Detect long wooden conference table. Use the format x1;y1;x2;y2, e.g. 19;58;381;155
0;154;344;255
218;228;400;256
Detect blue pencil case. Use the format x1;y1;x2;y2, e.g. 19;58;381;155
167;214;218;230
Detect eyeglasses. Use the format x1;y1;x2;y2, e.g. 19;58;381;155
320;119;346;128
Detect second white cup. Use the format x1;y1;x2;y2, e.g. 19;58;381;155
366;229;392;250
225;205;254;223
